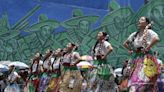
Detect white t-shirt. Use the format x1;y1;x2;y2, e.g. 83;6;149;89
127;29;158;48
94;41;111;56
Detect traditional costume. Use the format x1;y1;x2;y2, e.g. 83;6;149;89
47;56;61;92
127;29;160;92
89;40;117;92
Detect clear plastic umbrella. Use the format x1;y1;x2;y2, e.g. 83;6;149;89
8;62;29;69
114;68;122;77
0;64;9;76
0;61;12;65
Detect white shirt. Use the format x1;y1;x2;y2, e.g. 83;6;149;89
94;41;111;56
32;60;43;73
8;71;19;82
62;52;80;64
127;29;158;48
43;60;50;69
62;53;72;63
71;52;80;64
51;57;61;69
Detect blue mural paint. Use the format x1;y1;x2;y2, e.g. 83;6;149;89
0;0;144;33
42;0;109;10
117;0;144;12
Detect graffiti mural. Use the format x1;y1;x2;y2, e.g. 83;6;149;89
0;0;163;67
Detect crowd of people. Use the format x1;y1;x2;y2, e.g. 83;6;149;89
0;16;163;92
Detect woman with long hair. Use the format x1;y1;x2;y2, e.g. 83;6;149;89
89;31;115;92
47;48;63;92
27;53;43;92
123;16;160;92
60;43;82;91
38;50;53;92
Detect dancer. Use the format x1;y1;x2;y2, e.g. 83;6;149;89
60;43;82;91
90;31;115;92
39;50;53;92
28;53;43;92
123;16;160;92
47;48;63;92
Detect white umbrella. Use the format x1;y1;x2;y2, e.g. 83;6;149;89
0;64;9;76
77;61;93;69
80;55;93;61
9;62;29;69
0;61;12;65
114;68;122;76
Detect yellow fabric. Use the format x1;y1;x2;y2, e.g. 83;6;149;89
81;65;92;68
47;78;60;92
143;57;158;78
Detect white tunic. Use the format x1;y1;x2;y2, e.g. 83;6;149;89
127;29;158;48
94;41;111;56
32;60;43;73
62;53;72;63
43;60;50;70
71;52;80;64
51;57;61;69
62;52;80;64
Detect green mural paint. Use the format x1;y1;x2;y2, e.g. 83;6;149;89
109;0;120;11
0;0;164;67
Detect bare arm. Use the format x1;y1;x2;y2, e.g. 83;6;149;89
40;63;44;73
102;44;113;59
73;53;81;65
123;40;131;51
123;40;134;54
146;36;160;50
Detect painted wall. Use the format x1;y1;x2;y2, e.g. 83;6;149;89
0;0;163;67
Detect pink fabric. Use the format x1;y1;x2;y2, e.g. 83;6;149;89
129;55;160;91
